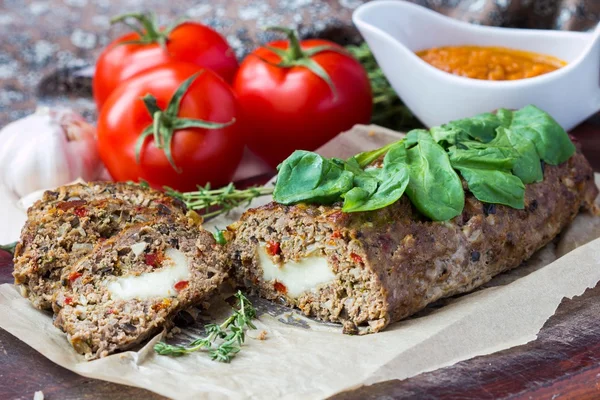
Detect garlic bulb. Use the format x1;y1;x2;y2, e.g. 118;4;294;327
0;107;103;198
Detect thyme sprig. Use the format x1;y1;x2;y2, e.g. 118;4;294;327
166;183;273;219
0;242;17;254
154;291;257;362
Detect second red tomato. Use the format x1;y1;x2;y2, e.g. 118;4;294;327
93;17;238;110
233;33;372;168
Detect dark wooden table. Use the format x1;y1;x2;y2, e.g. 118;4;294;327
1;118;600;400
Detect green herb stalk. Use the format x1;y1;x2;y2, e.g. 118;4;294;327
167;183;274;219
154;291;257;362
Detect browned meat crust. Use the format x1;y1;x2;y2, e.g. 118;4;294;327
53;218;227;360
13;182;189;310
229;152;598;334
30;181;187;217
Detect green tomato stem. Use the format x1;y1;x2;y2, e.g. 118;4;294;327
110;12;188;49
135;73;236;173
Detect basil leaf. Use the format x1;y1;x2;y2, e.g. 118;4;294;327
405;132;464;220
456;166;525;209
448;146;517;171
342;143;409;212
446;112;501;143
273;150;354;204
496;127;543;184
497;105;575;165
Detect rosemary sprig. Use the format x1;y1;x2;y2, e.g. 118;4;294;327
346;43;423;132
166;183;273;219
0;242;17;254
154;291;257;362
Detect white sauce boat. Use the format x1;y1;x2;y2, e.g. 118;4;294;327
353;0;600;130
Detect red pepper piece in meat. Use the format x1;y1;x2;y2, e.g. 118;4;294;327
274;281;287;294
73;207;87;217
56;200;87;211
174;280;189;291
350;252;363;264
68;271;82;282
145;251;164;268
266;241;281;256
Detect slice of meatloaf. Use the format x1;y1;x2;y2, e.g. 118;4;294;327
27;181;187;220
53;218;227;360
13;183;189;310
229;151;598;334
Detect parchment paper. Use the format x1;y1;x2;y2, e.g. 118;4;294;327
1;125;600;400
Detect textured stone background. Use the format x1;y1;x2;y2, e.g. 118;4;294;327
0;0;599;126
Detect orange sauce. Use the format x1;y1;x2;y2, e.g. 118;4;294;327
416;46;567;81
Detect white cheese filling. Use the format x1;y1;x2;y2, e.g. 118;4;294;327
258;245;336;298
107;247;190;301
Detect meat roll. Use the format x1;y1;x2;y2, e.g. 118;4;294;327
53;218;228;359
229;151;598;334
13;182;189;310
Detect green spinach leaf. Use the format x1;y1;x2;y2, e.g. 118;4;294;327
497;105;575;165
430;125;470;149
344;157;379;196
497;127;543;183
273;150;354;204
448;146;517;171
342;142;409;212
405;132;464;220
404;129;430;148
352;139;403;168
272;106;575;219
455;166;525;209
445;112;501;143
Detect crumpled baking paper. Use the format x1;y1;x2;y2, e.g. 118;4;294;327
1;125;599;400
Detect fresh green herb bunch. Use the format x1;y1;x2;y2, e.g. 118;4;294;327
273;105;576;221
346;43;423;131
166;183;274;219
154;291;257;362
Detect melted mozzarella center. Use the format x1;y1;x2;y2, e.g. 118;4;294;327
258;245;335;298
107;247;190;301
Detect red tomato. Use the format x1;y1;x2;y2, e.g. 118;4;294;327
233;32;372;168
97;62;244;192
93;17;238;110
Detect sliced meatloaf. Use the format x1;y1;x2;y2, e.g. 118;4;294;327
229;151;598;334
26;181;187;220
13;182;189;310
53;218;227;360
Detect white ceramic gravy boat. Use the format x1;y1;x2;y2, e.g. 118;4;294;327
353;0;600;130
